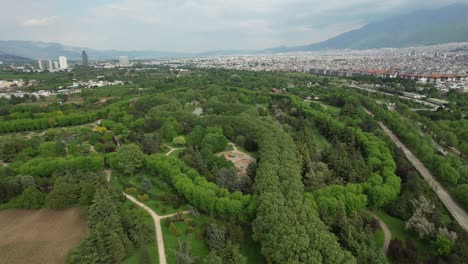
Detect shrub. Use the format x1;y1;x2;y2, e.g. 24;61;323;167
169;222;182;236
140;245;151;264
172;136;186;146
125;187;137;194
196;231;204;240
186;227;194;234
137;194;149;202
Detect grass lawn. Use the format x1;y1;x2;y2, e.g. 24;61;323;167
161;214;211;263
374;209;408;241
121;200;159;264
161;214;265;264
372;229;385;250
311;128;330;151
323;104;342;115
114;172;188;216
373;209;431;262
240;226;266;264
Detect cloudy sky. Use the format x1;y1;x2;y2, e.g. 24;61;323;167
0;0;465;52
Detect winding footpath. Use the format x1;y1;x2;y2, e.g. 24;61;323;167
370;212;391;254
105;169;190;264
363;108;468;232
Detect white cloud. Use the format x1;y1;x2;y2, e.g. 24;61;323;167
1;0;465;51
21;16;57;27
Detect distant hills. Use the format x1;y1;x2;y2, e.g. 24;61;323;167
268;4;468;53
0;4;467;60
0;40;190;60
0;52;32;63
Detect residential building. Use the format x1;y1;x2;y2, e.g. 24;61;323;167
59;56;68;69
119;56;130;66
82;50;89;66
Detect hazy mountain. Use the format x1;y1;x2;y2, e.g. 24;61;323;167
268;4;468;53
1;4;467;60
0;40;191;60
0;52;32;63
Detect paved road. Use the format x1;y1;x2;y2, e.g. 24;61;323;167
106;169;190;264
370;213;391;254
363;108;468;231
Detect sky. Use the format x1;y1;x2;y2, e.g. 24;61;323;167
0;0;466;52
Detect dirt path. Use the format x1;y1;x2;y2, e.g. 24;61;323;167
163;144;186;156
371;212;391;254
106;169;190;264
89;145;96;153
364;108;468;232
123;193;168;264
229;142;238;152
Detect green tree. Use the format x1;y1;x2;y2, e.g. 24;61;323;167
110;144;145;176
218;241;247;264
202;251;223;264
172;238;196;264
205;222;227;251
14;187;45;209
433;233;455;256
79;181;96;206
186;125;206;147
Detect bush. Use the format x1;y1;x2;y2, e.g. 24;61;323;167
125;187;137;194
12;187;46;209
140;245;151;264
186;227;194;234
169;222;182;236
453;184;468;211
388;239;404;260
172;136;186;146
137;194;149;202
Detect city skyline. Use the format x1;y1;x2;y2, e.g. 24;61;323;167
0;0;466;52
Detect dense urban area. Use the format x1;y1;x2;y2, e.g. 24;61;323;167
0;42;467;264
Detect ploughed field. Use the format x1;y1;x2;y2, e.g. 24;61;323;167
0;208;86;264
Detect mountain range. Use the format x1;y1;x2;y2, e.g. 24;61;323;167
0;3;467;61
269;3;468;53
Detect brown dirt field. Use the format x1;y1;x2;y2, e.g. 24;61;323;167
0;208;86;264
216;144;256;176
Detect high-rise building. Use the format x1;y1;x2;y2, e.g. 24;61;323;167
37;59;43;70
119;56;130;66
82;50;89;66
59;56;68;69
48;60;53;70
53;61;59;69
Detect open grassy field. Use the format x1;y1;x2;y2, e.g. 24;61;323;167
0;208;86;264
